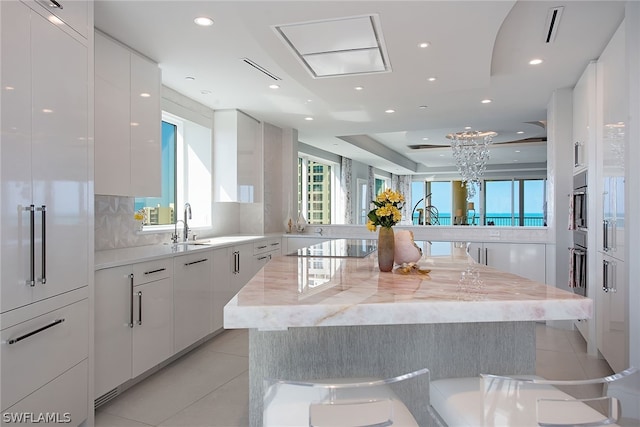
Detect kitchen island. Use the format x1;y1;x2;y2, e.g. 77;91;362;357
224;240;592;426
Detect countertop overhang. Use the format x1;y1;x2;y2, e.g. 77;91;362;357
224;241;592;330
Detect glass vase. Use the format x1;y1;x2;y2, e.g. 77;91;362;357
377;226;395;272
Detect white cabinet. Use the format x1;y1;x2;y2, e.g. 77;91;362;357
253;238;282;270
213;110;262;203
595;22;627;372
467;242;546;283
212;241;264;332
95;31;161;197
95;259;173;398
572;62;597;173
1;0;89;313
30;0;89;39
173;251;213;353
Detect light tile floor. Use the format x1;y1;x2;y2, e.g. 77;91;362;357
96;324;613;427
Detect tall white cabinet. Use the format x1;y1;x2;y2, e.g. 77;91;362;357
1;0;92;423
596;21;627;373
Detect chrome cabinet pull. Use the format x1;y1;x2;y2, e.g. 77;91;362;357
603;260;610;292
477;247;481;263
603;220;610;251
25;205;36;286
257;255;269;261
37;205;46;284
129;274;134;328
144;268;166;275
184;258;208;266
233;251;240;274
137;291;142;325
256;245;267;250
7;318;65;345
270;242;279;246
485;248;488;265
45;0;63;9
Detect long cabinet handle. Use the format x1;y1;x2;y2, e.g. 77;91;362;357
270;242;280;246
256;245;267;250
485;248;488;265
257;255;269;261
137;291;143;325
233;251;240;274
7;318;65;345
25;205;36;286
603;260;610;293
38;205;46;284
129;274;134;328
144;268;166;275
477;248;481;263
40;0;63;9
184;258;208;266
603;220;610;251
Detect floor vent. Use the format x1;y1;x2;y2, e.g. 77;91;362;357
95;388;119;409
241;58;281;81
544;6;564;43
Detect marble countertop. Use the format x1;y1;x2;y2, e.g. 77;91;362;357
95;235;269;270
224;241;592;330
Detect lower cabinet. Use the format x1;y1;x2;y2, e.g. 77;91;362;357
95;259;173;398
173;251;213;353
467;242;546;283
597;253;627;372
1;293;88;421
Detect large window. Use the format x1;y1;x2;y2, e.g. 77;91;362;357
298;156;335;225
484;179;545;226
135;112;212;229
411;180;452;225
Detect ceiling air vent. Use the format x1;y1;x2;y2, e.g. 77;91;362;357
241;58;282;81
544;6;564;43
408;144;442;150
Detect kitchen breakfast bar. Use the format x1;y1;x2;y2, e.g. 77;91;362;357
224;240;592;426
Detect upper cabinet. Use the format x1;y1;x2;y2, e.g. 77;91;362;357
95;31;161;197
572;61;597;173
30;0;89;39
213;110;262;203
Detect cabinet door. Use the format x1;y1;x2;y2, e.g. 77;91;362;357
95;32;131;196
212;247;231;332
233;243;255;293
467;242;483;264
237;112;261;203
31;9;89;303
94;266;132;398
484;243;546;283
598;256;627;372
0;1;34;312
173;251;212;353
572;63;596;172
132;277;173;377
130;52;161;197
31;0;89;39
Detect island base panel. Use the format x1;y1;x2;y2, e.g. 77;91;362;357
248;322;535;426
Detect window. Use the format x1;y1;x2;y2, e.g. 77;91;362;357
135;111;212;229
484;179;546;226
374;177;389;196
298;156;336;225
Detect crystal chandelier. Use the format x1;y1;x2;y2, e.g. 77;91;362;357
446;130;496;199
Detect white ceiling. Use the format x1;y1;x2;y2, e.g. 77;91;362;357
94;0;625;176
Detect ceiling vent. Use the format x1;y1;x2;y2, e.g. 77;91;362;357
240;58;282;81
408;144;443;150
544;6;564;43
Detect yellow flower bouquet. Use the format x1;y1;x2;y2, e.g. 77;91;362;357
366;189;405;231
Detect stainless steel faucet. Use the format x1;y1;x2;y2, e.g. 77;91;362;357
172;219;185;244
183;202;192;242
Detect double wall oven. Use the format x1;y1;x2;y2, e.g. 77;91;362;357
570;171;588;296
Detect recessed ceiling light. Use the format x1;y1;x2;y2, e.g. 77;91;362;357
481;99;492;104
139;92;151;98
5;86;14;91
428;77;437;82
385;109;395;114
194;16;214;26
517;131;525;134
422;137;429;141
529;58;543;65
269;84;280;89
418;105;428;109
464;126;472;130
42;108;53;114
515;150;521;153
418;42;430;48
354;86;364;91
304;117;314;121
185;76;195;81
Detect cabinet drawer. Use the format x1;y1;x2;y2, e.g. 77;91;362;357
3;360;88;426
132;259;172;285
1;298;88;410
254;239;281;255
